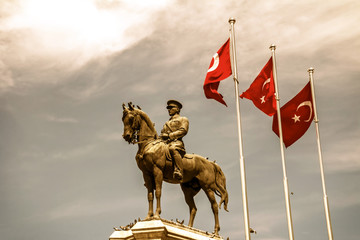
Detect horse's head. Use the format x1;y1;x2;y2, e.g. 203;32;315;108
122;102;157;144
122;102;141;144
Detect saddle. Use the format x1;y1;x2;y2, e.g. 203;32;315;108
145;139;171;161
143;139;193;162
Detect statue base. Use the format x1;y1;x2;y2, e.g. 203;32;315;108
109;218;223;240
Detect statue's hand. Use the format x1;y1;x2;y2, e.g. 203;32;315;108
160;133;169;140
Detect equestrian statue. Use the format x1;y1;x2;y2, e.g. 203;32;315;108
121;100;228;235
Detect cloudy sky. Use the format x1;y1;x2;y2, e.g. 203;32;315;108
1;0;359;239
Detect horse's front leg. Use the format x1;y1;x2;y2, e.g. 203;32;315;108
153;167;163;219
143;173;154;220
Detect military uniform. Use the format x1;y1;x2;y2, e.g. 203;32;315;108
160;100;188;180
161;114;189;154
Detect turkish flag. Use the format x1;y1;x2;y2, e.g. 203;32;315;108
203;39;232;106
272;82;314;147
240;57;277;116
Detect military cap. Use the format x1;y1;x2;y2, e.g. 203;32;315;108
166;100;183;109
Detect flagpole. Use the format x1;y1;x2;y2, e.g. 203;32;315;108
270;44;295;240
229;18;251;240
308;68;334;240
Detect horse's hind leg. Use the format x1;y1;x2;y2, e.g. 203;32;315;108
204;189;220;235
143;173;154;220
180;182;200;227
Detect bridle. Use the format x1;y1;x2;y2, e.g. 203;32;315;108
125;111;156;145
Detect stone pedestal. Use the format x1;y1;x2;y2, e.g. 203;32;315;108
109;219;223;240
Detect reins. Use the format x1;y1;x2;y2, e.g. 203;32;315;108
133;134;157;145
130;115;157;145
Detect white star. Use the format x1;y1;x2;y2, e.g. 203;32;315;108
260;95;266;104
292;114;300;123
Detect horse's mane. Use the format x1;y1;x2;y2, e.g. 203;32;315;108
137;109;157;135
124;108;157;138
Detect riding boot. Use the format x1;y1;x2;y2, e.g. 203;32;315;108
172;150;183;180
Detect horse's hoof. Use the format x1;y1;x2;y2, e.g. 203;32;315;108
153;215;160;220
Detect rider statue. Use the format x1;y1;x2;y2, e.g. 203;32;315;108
160;100;189;181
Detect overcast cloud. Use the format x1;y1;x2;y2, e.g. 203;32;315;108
1;0;359;240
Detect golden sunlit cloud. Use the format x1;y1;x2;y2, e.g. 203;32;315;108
3;0;174;63
20;0;122;45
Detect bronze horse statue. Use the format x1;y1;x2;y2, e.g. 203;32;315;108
122;102;228;234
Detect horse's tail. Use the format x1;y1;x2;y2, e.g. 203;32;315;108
212;161;229;212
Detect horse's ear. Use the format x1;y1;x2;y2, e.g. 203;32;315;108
128;102;134;110
122;103;126;110
136;105;142;110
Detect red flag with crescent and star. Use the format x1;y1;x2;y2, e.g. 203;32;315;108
203;38;232;106
272;82;314;147
240;57;277;116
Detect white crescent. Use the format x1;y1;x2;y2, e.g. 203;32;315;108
296;101;313;122
262;78;271;91
207;53;219;72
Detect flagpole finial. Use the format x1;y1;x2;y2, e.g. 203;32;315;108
269;44;276;50
229;18;236;24
308;67;314;73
